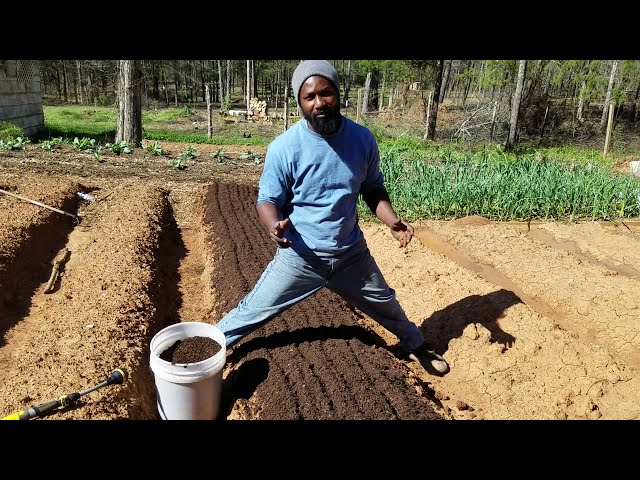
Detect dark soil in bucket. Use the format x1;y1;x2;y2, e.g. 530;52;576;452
160;336;222;364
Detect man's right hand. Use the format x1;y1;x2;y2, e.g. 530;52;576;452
270;218;291;247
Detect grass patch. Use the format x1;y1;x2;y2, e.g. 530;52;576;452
42;105;271;146
41;106;117;140
143;130;270;146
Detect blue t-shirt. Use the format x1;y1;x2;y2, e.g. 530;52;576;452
257;115;384;256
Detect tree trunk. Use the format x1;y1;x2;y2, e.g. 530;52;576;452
217;60;224;111
521;60;545;113
344;60;351;107
461;60;474;107
379;70;386;112
161;70;169;107
284;84;289;132
76;60;83;105
116;60;143;147
489;100;498;142
540;105;550;139
575;60;591;123
226;60;231;107
542;62;553;97
425;60;445;141
423;90;433;140
86;69;94;106
246;60;251;116
54;62;62;100
600;60;619;130
188;63;194;104
505;60;527;152
152;62;160;100
438;59;451;104
252;60;258;100
62;61;68;103
369;71;380;111
604;101;615;156
630;78;640;123
206;84;213;139
173;61;179;107
576;79;586;123
200;61;206;103
362;72;372;115
275;66;280;115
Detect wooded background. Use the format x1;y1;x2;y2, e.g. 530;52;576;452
38;60;640;150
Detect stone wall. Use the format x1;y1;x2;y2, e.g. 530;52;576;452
0;60;44;136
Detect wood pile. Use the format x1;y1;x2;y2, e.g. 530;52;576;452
248;97;268;120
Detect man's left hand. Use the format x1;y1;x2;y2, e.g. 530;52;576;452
390;219;413;247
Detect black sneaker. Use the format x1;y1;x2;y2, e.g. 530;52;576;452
408;344;450;376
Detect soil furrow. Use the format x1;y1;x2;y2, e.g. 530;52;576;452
204;181;446;419
0;184;171;419
0;178;81;330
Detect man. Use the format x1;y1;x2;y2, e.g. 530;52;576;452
216;60;449;376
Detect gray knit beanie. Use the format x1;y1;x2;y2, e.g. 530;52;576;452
291;60;340;106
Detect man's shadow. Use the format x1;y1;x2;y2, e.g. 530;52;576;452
218;288;521;416
419;288;520;355
223;289;522;363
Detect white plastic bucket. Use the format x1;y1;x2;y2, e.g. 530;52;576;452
149;322;227;420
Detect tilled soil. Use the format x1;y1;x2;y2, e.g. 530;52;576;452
0;143;639;420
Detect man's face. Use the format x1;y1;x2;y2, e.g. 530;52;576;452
299;75;341;135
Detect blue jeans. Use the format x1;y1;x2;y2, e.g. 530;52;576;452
216;238;425;352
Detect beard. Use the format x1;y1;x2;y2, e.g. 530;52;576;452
303;108;342;135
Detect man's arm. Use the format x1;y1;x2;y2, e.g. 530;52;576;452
361;187;414;248
257;201;291;247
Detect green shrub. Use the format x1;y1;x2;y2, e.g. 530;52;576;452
0;121;24;142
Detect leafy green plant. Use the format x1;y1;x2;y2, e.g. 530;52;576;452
210;148;230;163
181;145;199;159
72;137;97;151
169;157;188;170
239;150;263;164
181;105;194;117
40;137;64;151
92;145;104;162
0;136;30;150
105;140;133;155
170;145;199;169
144;141;164;156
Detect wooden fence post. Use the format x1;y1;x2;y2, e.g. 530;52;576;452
604;101;615;157
206;84;213;139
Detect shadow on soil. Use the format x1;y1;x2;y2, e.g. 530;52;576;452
219;357;270;418
225;324;379;364
421;288;522;355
